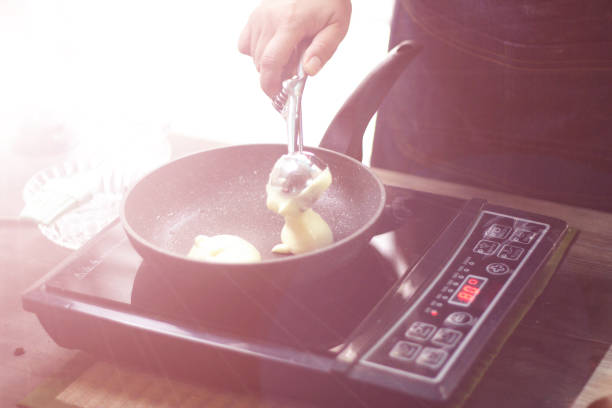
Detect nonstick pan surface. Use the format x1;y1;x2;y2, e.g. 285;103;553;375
121;144;386;279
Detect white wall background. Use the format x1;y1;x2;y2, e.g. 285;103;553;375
0;0;394;164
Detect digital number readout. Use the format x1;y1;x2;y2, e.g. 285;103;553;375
448;275;488;307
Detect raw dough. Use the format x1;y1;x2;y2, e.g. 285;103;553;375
187;234;261;263
267;167;333;254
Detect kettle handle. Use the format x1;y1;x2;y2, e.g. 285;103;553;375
319;40;422;161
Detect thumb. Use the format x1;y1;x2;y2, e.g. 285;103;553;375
302;23;348;76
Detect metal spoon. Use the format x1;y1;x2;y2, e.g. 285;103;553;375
268;61;328;196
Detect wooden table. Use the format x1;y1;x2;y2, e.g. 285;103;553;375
1;137;611;408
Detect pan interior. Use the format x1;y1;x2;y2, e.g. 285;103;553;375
123;145;384;261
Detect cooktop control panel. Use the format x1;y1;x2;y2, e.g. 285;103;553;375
349;209;552;396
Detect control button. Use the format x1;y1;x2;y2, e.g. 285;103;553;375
405;322;437;342
510;229;538;244
473;240;500;256
416;347;448;370
486;262;511;275
432;328;463;348
498;244;524;261
445;311;475;326
485;224;512;240
389;341;422;363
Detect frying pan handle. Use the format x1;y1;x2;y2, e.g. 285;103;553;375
319;40;422;161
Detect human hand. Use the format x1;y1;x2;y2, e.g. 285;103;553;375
588;395;612;408
238;0;352;98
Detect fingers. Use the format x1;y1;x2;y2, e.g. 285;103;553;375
238;0;352;97
302;22;349;76
237;23;251;56
249;23;347;98
238;15;302;97
258;30;303;97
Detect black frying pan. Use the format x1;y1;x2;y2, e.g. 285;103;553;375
122;143;383;276
121;41;421;290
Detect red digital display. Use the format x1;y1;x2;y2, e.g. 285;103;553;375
449;275;487;307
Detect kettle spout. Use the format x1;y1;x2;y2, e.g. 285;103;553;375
319;40;422;162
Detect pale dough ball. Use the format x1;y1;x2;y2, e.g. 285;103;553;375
187;234;261;263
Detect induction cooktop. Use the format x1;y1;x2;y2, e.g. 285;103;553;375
22;185;573;407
